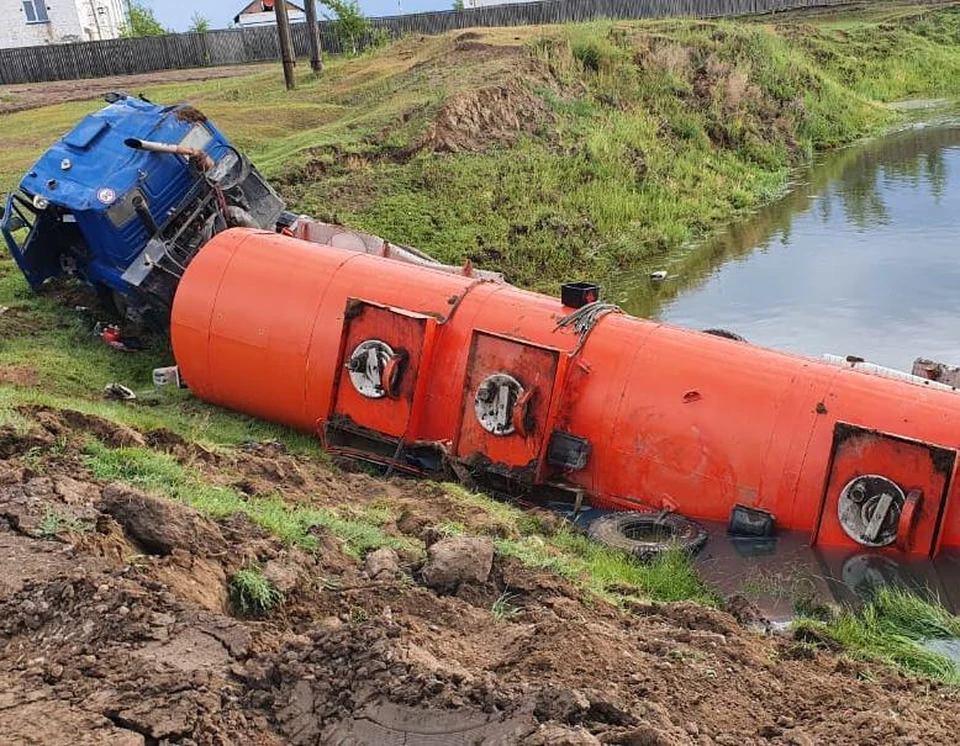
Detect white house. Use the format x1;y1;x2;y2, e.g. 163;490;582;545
1;0;126;48
233;0;306;27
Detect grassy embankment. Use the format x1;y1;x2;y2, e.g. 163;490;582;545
6;5;960;287
5;4;960;679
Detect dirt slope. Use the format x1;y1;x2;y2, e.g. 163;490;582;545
1;408;959;745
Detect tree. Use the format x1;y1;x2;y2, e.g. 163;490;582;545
321;0;371;56
452;0;464;9
121;1;166;38
188;12;211;33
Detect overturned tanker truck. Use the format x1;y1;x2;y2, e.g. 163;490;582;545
7;96;960;560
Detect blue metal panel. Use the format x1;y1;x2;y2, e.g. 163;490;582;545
8;96;238;291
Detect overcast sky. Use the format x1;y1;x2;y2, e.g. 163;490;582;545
151;0;450;31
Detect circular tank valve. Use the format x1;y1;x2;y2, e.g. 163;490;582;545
837;474;906;547
346;340;395;399
475;373;525;436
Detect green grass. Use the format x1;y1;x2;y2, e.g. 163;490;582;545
795;587;960;684
497;530;716;606
37;508;90;538
83;441;413;558
230;566;282;615
442;484;715;606
272;9;960;288
0;271;324;455
443;483;551;536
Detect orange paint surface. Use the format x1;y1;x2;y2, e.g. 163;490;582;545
172;229;960;556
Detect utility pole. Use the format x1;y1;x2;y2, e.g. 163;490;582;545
274;0;297;90
304;0;322;76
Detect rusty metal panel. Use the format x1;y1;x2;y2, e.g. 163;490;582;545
815;424;956;556
331;300;433;439
455;331;559;475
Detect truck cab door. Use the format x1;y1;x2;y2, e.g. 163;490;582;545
1;193;62;289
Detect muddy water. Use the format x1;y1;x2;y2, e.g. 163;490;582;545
699;529;960;621
611;119;960;618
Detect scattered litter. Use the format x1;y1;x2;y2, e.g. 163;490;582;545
152;365;181;387
103;383;137;401
650;270;668;281
95;322;145;352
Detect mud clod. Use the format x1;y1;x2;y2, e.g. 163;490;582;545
24;405;145;448
364;547;402;580
534;686;590;723
421;535;494;593
99;482;227;557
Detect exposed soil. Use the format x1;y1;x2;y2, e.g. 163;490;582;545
0;64;274;115
2;406;960;745
417;80;552;154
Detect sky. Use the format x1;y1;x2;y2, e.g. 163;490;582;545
151;0;450;31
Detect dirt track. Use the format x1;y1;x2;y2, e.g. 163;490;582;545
0;64;273;115
1;406;959;745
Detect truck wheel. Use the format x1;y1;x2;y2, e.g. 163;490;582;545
587;511;708;561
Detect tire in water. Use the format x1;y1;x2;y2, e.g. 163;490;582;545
587;511;708;561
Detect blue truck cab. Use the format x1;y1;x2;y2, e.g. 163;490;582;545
1;93;283;327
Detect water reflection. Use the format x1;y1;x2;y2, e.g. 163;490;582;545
616;122;960;370
699;528;960;621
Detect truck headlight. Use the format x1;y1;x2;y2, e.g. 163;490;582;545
32;195;49;210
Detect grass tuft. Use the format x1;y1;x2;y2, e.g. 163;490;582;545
37;508;90;538
491;590;523;622
794;587;960;683
230;566;282;615
507;530;716;606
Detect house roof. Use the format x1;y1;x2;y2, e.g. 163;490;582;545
233;0;305;22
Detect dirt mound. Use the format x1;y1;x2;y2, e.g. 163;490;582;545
100;482;227;557
23;405;145;448
144;427;218;465
2;414;960;743
418;81;551;154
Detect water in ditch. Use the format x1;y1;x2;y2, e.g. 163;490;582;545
610;116;960;620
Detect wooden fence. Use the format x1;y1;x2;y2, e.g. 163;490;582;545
0;0;886;85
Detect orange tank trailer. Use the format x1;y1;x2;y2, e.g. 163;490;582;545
171;228;960;557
